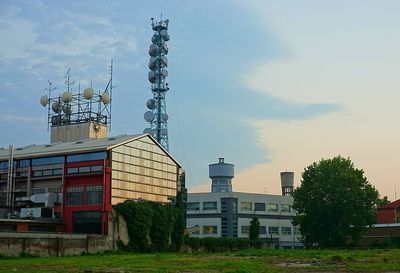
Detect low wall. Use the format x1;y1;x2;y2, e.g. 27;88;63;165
0;232;115;257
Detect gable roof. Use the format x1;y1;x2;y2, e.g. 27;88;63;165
0;134;181;167
379;199;400;210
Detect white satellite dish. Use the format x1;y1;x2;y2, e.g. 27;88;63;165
151;34;158;44
40;95;49;107
149;44;157;57
101;92;110;104
161;113;169;121
146;99;157;110
148;57;157;70
83;87;94;100
162;69;168;78
62;104;73;114
162;43;168;54
160;128;168;136
144;111;155;122
51;102;62;113
143;128;154;135
160;30;170;41
148;71;157;83
161;56;168;67
61;91;73;103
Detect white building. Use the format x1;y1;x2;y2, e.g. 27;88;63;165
186;158;302;248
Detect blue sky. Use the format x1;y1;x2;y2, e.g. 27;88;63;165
1;1;399;198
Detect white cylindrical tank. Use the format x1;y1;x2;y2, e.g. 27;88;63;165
209;158;234;193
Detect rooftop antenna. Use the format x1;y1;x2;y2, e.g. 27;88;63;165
144;16;171;151
43;81;57;131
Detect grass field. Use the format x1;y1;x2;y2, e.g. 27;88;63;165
0;248;399;273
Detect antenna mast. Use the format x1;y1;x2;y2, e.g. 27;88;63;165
144;17;171;151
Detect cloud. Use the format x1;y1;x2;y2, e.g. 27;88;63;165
0;113;44;123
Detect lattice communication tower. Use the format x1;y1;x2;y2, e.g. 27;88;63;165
143;17;170;151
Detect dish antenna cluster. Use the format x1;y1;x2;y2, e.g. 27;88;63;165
143;17;170;151
39;61;114;130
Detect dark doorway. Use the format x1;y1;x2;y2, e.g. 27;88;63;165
73;211;102;234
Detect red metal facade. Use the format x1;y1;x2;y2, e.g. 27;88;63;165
377;199;400;224
62;159;111;235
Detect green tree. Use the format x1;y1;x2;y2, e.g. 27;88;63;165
292;156;380;248
377;196;390;207
249;217;260;241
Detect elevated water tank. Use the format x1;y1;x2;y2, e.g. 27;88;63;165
280;171;294;196
209;158;234;193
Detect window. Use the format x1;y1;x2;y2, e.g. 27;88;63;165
281;204;291;213
67;186;84;205
67;165;103;175
240;201;252;211
32;156;64;166
0;161;8;170
254;202;266;211
203;201;217;210
87;185;103;205
189;225;200;235
221;200;227;212
269;226;279;235
267;203;278;212
32;188;46;194
67;152;106;163
203;225;217;234
241;225;250;234
32;168;63;177
260;226;267;234
281;227;292;235
48;187;61;193
294;226;300;235
18;160;30;168
187;202;200;211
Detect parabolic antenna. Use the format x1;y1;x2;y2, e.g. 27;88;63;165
61;91;73;103
162;43;168;54
144;111;155;122
162;69;168;78
151;34;158;44
160;29;170;41
146;99;157;110
148;71;157;83
161;56;168;67
51;102;62;113
83;87;94;100
143;128;154;135
62;104;73;114
161;113;169;121
148;57;157;70
101;92;110;104
160;128;168;136
40;95;49;107
149;44;157;57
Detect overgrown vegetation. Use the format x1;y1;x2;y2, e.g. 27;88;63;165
184;237;262;252
114;200;185;252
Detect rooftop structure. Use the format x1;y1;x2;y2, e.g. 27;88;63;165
209;158;234;193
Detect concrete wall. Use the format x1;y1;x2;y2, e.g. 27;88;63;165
0;232;115;257
0;210;130;257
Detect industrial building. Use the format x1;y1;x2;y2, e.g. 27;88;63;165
187;158;302;248
0;134;181;234
0;20;182;235
377;199;400;224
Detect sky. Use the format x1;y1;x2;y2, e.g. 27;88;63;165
1;0;399;200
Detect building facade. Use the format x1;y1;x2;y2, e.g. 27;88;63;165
187;192;301;248
377;199;400;224
0;134;181;235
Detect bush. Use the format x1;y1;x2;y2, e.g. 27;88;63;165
183;237;260;253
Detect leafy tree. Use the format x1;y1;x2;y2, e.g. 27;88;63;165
149;203;173;251
377;196;390;207
249;217;260;241
292;156;380;248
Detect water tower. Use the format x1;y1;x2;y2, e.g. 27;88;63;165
280;171;294;196
209;158;234;193
143;17;170;151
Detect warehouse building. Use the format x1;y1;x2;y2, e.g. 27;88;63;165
0;133;181;235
